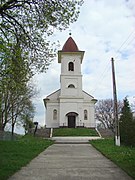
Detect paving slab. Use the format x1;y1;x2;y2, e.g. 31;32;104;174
8;144;133;180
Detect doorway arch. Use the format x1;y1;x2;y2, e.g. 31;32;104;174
66;112;78;128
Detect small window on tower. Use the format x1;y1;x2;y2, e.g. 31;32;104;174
68;62;74;71
68;84;75;88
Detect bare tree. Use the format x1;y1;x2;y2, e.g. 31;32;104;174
95;99;123;132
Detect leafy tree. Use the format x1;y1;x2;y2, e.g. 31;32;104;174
0;0;83;133
0;41;35;133
120;97;135;147
0;0;83;73
23;118;34;135
22;105;35;135
10;84;36;135
95;99;123;132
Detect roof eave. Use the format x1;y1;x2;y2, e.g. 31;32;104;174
58;51;85;63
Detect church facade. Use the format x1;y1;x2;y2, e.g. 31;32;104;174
43;37;97;128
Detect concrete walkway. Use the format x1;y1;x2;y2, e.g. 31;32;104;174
9;144;132;180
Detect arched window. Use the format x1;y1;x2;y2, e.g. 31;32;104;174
84;110;88;120
53;109;57;120
68;84;75;88
68;62;74;71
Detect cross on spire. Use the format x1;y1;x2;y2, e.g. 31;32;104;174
69;30;72;36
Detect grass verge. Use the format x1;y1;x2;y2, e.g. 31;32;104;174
0;135;53;180
53;128;99;136
90;138;135;179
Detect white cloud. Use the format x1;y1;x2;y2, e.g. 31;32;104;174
32;0;135;126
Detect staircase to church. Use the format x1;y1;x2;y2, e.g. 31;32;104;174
33;128;105;144
51;128;102;144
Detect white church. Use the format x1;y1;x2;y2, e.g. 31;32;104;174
43;36;97;128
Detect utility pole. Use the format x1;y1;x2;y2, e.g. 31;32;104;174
111;57;120;146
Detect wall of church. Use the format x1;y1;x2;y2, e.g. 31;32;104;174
45;100;96;128
59;100;96;128
45;103;59;128
60;76;83;97
59;100;83;127
82;104;96;128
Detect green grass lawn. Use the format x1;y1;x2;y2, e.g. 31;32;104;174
90;138;135;179
0;135;53;180
53;128;99;136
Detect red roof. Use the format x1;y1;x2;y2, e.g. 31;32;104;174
62;37;79;52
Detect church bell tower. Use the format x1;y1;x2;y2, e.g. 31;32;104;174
58;37;85;98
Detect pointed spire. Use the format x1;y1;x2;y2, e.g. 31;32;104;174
62;37;79;52
58;36;85;63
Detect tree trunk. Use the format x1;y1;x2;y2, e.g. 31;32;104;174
0;116;5;131
11;99;14;136
11;123;15;136
0;124;4;131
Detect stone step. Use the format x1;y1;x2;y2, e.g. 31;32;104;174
51;136;103;144
55;142;89;144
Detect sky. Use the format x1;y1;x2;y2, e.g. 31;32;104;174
15;0;135;133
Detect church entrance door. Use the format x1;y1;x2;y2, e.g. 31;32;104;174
68;116;76;128
66;112;78;128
